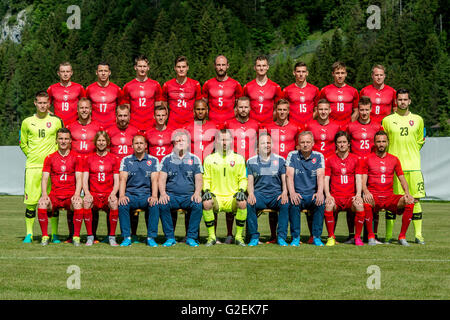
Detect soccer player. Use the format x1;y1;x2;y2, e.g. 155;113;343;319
202;129;248;246
202;55;243;123
282;61;320;127
360;64;396;125
86;62;123;128
243;55;283;125
82;131;120;246
382;89;426;245
246;132;289;246
319;61;359;126
146;105;175;162
304;99;342;160
285;131;325;246
184;100;221;163
107;104;139;159
324;131;365;246
47;61;86;126
38;128;84;246
122;55;163;132
162;56;202;129
361;131;415;246
20;91;63;243
225;96;260;161
118;135;170;247
66;98;103;155
158;130;203;247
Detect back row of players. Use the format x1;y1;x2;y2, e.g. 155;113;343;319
21;54;425;246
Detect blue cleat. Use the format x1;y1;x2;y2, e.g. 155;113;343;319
313;237;324;246
186;238;199;247
277;238;289;247
162;238;176;247
146;237;158;247
51;234;61;244
290;237;300;247
248;238;259;247
23;234;33;244
120;237;132;247
131;235;141;244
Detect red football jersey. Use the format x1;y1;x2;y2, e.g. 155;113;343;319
305;120;342;159
66;120;103;155
162;78;202;128
225;118;260;160
86;82;123;128
106;124;139;159
47;82;85;126
122;78;162;131
184;120;221;163
202;77;243;123
43;150;83;196
262;121;300;160
325;152;363;197
243;79;283;125
347;120;383;158
362;152;404;196
319;84;359;126
146;126;175;162
84;152;119;194
360;84;396;125
283;82;320;126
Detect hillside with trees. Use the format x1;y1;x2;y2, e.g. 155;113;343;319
0;0;448;144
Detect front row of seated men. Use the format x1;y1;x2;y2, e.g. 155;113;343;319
37;126;415;247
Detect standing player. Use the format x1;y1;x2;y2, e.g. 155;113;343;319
360;65;396;125
47;62;86;126
86;62;123;129
202;55;243;123
146;105;175;163
319;61;359;126
202;129;248;246
20;91;63;243
246;133;289;246
184;100;221;163
82;131;120;246
122;55;163;132
382;89;426;245
162;56;203;129
324;131;365;246
243;55;283;126
361;131;415;246
283;61;320;127
38;128;84;246
285;131;325;246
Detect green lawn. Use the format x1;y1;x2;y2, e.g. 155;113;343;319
0;196;449;300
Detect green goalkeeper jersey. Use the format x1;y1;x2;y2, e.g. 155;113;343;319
382;112;425;171
20;113;63;169
203;151;247;197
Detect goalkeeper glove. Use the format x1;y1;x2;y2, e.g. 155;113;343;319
202;189;215;201
234;189;247;201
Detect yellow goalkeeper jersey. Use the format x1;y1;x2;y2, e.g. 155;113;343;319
203;151;247;197
382;112;425;171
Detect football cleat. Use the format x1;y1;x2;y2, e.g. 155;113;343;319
186;238;199;247
146;237;158;247
108;236;119;247
313;237;324;246
368;238;377;246
344;237;355;244
384;238;393;244
131;235;141;244
277;238;288;247
354;237;364;246
224;235;234;244
85;235;94;246
248;238;259;247
415;236;426;245
205;237;216;247
290;237;300;247
51;234;61;244
235;237;246;247
398;238;410;247
265;238;277;244
325;237;336;246
120;237;132;247
162;238;176;247
23;234;33;244
40;236;50;246
73;236;81;247
307;236;314;244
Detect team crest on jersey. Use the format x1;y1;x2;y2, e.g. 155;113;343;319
140;90;145;97
63;95;69;102
230;160;235;167
341;168;347;175
311;158;317;164
361;132;367;139
375;97;381;104
158;139;163;146
101;96;106;102
280;135;285;141
258;96;264;103
81;133;87;140
337;95;344;102
409;120;414;126
240;131;246;137
147;160;152;166
320;133;326;141
380;166;386;173
300;96;305;103
179;92;185;99
46;122;52;128
60;165;66;172
99;165;104;172
188;159;193;165
272;160;278;166
218;89;224;96
120;137;126;144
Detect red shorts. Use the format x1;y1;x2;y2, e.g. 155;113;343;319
372;194;403;213
333;196;353;212
49;193;72;211
92;192;110;211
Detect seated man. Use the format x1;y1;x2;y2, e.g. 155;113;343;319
202;129;248;246
285;131;325;246
118;134;173;247
246;132;289;246
158;130;203;247
38;128;84;246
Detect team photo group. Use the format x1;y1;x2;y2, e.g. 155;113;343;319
19;53;426;248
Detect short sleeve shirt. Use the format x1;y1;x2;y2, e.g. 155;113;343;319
119;153;159;197
247;153;286;197
286;150;325;196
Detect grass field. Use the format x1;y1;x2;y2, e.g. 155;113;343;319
0;195;449;300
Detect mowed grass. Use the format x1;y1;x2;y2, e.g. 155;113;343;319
0;196;449;300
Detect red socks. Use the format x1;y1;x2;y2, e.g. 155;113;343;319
83;208;93;236
354;210;365;239
324;210;335;238
73;209;83;237
364;203;375;239
399;203;414;239
38;208;49;237
109;209;119;236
